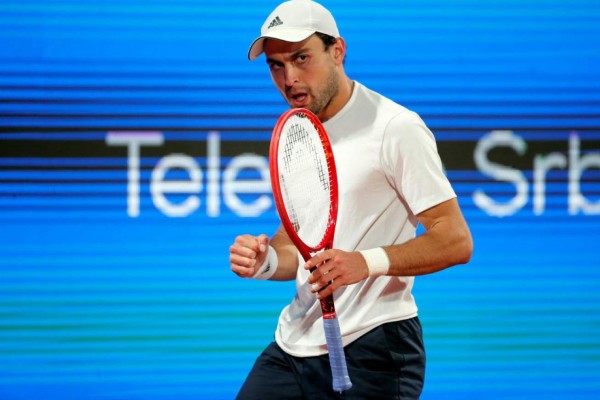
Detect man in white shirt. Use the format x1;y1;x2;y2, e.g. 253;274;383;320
229;1;473;398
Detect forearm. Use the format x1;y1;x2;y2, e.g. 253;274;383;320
304;199;472;299
268;225;300;281
383;198;473;277
384;222;472;277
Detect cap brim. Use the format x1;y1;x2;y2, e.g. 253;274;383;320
247;28;317;60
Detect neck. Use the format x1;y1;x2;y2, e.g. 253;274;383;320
318;76;354;122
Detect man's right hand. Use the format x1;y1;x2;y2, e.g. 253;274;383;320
229;234;270;278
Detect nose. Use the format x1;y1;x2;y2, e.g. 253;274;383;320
284;64;299;88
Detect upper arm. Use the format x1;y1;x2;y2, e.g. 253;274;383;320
417;198;464;230
417;198;473;264
382;111;456;216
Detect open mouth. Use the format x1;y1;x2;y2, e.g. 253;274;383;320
288;91;309;108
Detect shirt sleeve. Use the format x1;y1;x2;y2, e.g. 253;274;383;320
381;110;456;216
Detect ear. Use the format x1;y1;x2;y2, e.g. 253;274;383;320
332;37;346;65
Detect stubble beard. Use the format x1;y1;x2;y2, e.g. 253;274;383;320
290;64;340;117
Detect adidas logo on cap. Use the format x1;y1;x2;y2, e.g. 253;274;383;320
267;16;283;29
248;0;340;60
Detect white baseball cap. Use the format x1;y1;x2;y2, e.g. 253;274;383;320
247;0;340;61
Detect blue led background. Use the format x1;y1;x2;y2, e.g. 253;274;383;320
1;1;599;399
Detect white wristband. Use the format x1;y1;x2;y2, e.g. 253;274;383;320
252;245;278;280
359;247;390;277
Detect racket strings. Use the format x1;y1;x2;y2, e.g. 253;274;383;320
278;115;332;249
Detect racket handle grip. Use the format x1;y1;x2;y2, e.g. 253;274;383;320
323;317;352;393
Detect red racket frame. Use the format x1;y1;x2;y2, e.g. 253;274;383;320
269;108;339;318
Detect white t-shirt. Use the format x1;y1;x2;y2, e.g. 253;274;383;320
275;81;456;357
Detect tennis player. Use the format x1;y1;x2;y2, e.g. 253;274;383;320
229;1;473;398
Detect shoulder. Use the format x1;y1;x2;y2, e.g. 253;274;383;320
352;82;423;135
382;108;435;153
356;83;427;128
355;82;410;117
379;105;440;169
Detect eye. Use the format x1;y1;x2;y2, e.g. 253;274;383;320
268;61;283;72
296;54;309;64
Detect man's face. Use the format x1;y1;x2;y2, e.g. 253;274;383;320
264;35;340;118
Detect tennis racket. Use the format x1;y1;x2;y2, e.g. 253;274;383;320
269;108;352;393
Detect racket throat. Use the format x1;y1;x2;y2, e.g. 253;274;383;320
320;296;336;318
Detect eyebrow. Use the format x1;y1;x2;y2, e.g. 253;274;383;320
266;47;312;65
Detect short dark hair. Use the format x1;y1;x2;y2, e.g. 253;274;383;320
315;32;338;50
315;32;344;63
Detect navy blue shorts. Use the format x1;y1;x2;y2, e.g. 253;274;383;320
236;317;426;400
